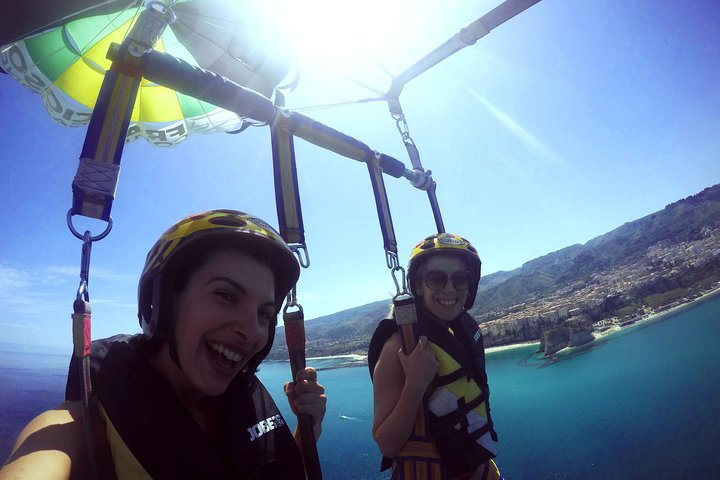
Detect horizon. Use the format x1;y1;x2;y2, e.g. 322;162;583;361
0;180;718;352
1;0;719;350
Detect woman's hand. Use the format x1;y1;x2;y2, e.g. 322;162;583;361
284;367;327;440
397;335;438;392
371;334;439;458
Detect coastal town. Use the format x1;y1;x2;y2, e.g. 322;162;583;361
477;222;720;352
269;186;720;361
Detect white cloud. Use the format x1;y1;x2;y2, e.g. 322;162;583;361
0;262;134;315
0;264;63;315
46;265;136;282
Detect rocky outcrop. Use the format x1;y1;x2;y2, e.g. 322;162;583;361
567;315;595;347
537;314;594;356
479;292;624;349
479;304;574;348
540;325;569;356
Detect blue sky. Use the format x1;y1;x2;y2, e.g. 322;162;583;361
1;0;719;351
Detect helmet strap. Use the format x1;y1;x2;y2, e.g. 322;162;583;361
147;279;163;336
168;330;182;371
151;276;184;371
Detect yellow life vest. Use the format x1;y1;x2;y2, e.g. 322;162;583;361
368;312;500;480
428;338;496;456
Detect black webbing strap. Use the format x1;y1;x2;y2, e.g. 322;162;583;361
283;300;323;479
70;230;99;480
366;152;398;260
427;182;445;234
271;111;305;247
439;391;488;425
72;4;172;221
72;61;140;221
435;365;470;386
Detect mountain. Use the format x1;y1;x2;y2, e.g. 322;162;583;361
269;300;391;360
471;184;720;318
267;183;720;359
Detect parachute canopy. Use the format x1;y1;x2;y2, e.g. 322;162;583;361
0;0;292;146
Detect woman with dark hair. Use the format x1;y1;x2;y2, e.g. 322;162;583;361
1;210;326;479
368;233;501;480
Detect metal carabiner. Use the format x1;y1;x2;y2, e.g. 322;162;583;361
386;250;400;270
283;285;303;315
76;230;93;303
391;265;410;298
291;244;310;269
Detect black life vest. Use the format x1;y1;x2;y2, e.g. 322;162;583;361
66;334;303;479
368;310;499;478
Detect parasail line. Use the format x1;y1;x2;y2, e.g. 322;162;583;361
290;97;386;114
385;0;541;100
131;48;436;189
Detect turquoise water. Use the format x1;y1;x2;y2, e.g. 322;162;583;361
259;293;720;479
2;294;719;478
485;295;720;479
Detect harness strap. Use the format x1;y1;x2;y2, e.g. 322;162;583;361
71;231;99;480
392;408;446;480
427;181;446;234
366;152;399;262
72;64;139;221
283;302;323;480
435;365;470;386
72;4;172;221
469;422;494;442
271;110;306;249
283;308;306;378
433;390;489;431
392;296;447;479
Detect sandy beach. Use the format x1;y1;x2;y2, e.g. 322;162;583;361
486;340;540;354
275;285;720;363
307;353;367;361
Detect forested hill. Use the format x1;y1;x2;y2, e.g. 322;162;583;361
267;183;720;359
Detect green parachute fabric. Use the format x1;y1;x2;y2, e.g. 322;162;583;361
0;0;292;146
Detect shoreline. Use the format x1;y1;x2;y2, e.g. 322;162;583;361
307;353;367;361
486;284;720;355
601;284;720;336
485;340;540;354
267;285;720;363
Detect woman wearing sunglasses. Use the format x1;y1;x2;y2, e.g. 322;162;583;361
368;233;501;480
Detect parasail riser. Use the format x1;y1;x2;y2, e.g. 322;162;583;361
73;60;141;221
386;0;541;100
366;153;399;263
271;111;306;247
427;182;445;234
134;49;429;188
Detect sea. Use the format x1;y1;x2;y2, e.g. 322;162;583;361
1;292;719;479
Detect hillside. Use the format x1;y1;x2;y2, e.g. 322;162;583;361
268;183;720;359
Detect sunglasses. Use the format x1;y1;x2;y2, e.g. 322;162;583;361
422;270;471;291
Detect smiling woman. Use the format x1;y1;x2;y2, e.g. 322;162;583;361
0;210;327;480
153;250;276;399
368;233;501;480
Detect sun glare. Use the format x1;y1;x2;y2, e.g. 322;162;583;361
263;0;415;78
